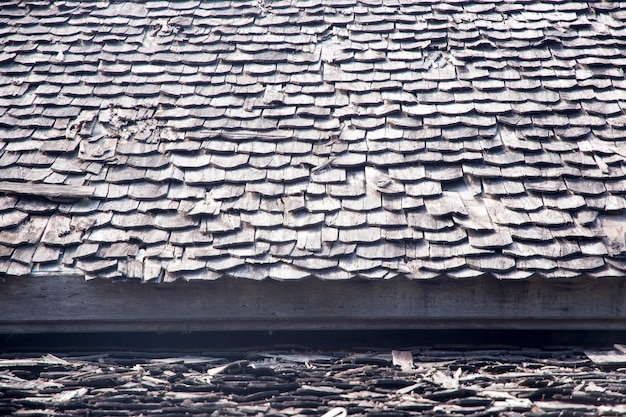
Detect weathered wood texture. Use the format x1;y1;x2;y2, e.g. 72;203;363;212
1;276;626;333
0;181;95;200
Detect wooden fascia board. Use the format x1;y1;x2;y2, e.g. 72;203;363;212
1;275;626;333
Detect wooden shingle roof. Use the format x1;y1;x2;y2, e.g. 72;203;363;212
2;0;626;282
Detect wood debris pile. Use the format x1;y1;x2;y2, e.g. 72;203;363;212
1;349;626;416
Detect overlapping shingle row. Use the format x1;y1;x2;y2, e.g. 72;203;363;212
1;0;626;281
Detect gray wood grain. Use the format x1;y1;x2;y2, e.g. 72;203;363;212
2;275;626;333
0;181;94;200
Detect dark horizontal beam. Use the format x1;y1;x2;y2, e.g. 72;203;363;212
1;275;626;333
4;329;625;352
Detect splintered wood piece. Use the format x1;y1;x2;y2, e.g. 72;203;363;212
0;181;95;200
535;401;595;412
613;344;626;354
207;360;249;376
42;215;85;246
150;356;222;365
392;350;414;372
321;408;347;417
0;354;70;368
0;210;28;228
584;350;626;365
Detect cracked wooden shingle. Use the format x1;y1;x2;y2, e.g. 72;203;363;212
269;262;310;280
366;209;407;228
405;180;442;197
424;193;468;217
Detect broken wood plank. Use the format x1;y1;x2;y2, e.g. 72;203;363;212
0;354;70;368
584;350;626;365
0;181;95;200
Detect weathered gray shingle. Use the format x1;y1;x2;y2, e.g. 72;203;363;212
0;0;626;282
